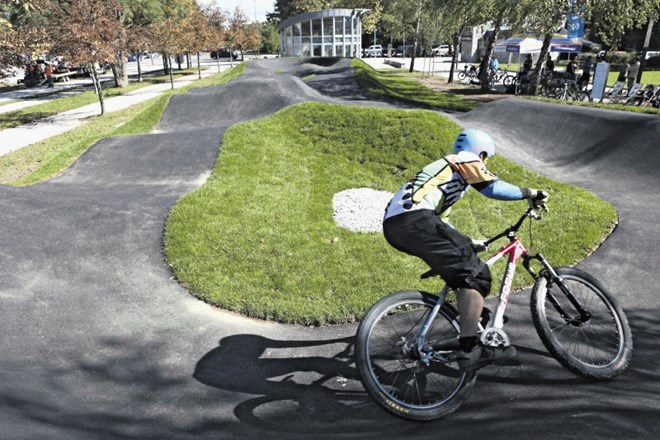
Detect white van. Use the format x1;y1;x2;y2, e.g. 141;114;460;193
363;45;383;57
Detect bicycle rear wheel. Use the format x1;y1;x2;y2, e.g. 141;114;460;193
531;267;632;380
355;290;476;421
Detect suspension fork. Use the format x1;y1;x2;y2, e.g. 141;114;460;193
416;286;450;365
524;253;591;324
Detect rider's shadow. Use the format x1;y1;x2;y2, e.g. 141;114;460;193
193;334;390;433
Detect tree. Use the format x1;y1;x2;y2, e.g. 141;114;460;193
584;0;659;48
271;0;382;31
426;0;491;83
202;3;228;72
149;0;199;88
48;0;127;115
475;0;527;92
1;0;51;68
117;0;167;84
260;22;280;54
226;6;251;67
524;0;568;95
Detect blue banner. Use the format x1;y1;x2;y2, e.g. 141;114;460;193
567;15;584;40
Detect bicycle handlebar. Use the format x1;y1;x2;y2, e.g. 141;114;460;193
483;206;543;247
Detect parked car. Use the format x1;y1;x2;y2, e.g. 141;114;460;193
431;44;451;56
128;54;138;62
363;45;383;57
211;48;240;60
645;51;660;60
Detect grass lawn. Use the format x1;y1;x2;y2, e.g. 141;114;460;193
164;102;617;325
351;59;479;112
0;63;246;185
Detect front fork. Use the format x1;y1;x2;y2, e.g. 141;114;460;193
414;286;450;365
523;253;592;324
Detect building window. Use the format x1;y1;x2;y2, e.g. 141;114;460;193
278;9;368;58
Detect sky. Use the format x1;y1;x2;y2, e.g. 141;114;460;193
197;0;276;23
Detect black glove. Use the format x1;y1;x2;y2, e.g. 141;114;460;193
527;189;549;211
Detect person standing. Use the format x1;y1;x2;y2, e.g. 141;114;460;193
627;57;640;91
579;56;594;89
545;54;555;74
566;54;578;81
617;60;629;82
45;62;54;88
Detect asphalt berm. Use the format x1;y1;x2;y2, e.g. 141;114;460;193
1;57;658;439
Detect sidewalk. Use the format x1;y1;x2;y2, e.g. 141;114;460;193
0;66;227;157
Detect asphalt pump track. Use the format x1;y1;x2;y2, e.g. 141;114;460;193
1;58;658;439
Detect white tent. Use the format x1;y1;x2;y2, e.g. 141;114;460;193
494;37;543;54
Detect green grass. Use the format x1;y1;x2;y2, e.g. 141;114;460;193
0;63;247;185
351;59;479;112
164;102;617;325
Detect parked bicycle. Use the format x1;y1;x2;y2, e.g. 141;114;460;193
355;204;632;421
495;69;516;87
457;64;479;82
538;74;589;101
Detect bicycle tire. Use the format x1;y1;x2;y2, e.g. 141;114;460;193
355;290;476;421
503;74;514;87
531;267;632;380
457;71;466;81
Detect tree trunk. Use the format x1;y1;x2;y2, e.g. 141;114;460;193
169;55;174;89
137;55;142;82
197;52;201;79
409;10;422;74
448;32;461;84
111;60;129;88
90;63;99;96
478;11;504;92
531;33;553;96
90;64;105;115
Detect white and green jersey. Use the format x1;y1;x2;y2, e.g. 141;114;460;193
384;151;498;224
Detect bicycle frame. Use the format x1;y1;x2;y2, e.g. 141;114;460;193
415;208;593;363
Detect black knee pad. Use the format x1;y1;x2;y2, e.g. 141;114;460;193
465;265;492;298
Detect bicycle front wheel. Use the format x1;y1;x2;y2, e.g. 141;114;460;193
457;71;466;81
531;267;632;380
355;290;476;421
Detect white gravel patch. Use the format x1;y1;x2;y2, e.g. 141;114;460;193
332;188;393;233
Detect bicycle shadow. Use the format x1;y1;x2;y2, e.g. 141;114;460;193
193;333;395;434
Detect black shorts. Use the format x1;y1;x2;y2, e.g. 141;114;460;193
383;210;492;296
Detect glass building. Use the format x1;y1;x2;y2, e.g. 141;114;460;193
278;9;369;58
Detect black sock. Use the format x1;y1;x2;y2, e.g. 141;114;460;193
459;336;479;352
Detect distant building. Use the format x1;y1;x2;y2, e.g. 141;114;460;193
278;9;369;57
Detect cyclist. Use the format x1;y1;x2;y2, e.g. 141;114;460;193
489;56;499;83
382;128;548;371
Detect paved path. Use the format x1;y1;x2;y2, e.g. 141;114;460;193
0;72;215;156
0;57;657;439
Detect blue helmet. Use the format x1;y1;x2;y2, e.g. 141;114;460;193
453;129;496;158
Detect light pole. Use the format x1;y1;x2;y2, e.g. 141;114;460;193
638;15;655;82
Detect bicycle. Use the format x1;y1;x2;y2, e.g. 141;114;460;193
491;69;515;87
355;203;633;421
457;64;479;82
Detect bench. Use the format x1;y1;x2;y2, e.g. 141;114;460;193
53;71;77;82
384;59;406;68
